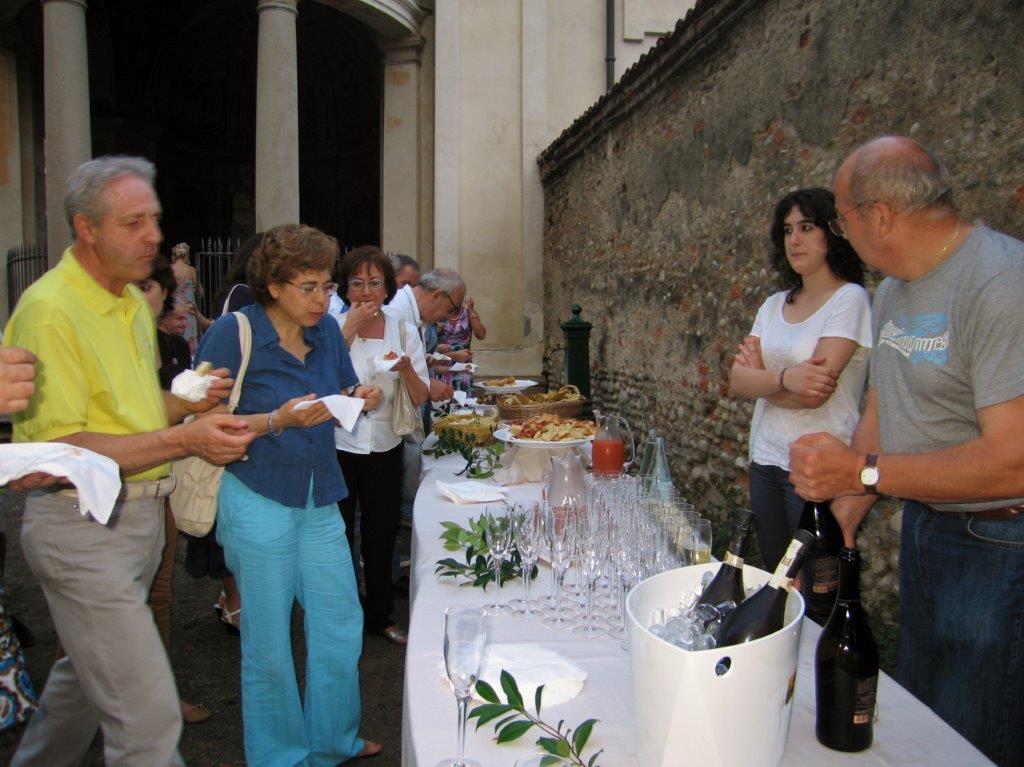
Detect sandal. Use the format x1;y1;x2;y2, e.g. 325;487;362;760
221;605;241;636
358;740;383;758
379;625;408;646
181;700;212;725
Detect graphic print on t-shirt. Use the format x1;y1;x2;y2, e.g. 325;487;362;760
877;313;950;365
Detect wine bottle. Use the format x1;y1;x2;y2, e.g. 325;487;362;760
696;509;755;607
715;529;814;647
815;548;878;752
798;500;843;624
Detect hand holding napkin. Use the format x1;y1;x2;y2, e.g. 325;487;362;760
170;369;217;403
0;443;122;524
435;479;508;504
294;394;364;432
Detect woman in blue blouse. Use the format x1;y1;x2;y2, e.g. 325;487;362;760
195;224;383;765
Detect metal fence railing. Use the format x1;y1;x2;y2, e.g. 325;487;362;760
6;245;49;314
193;238;239;319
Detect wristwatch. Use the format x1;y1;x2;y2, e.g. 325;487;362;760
860;454;880;493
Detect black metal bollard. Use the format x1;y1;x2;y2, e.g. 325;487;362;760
560;304;593;417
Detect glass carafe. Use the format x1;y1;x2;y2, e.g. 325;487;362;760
592;409;635;475
545;452;588;513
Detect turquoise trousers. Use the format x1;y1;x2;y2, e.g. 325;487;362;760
217;472;365;766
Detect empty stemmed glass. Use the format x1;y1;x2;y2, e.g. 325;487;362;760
436;606;488;767
542;500;577;630
573;511;609;638
483;506;513;615
509;503;543;618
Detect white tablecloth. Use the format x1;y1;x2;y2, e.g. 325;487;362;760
401;443;992;766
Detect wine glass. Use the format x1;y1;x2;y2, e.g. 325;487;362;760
686;518;713;565
509;503;543;618
437;606;488;767
483;506;512;615
542;501;577;630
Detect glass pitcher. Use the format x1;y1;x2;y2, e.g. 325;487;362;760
591;409;635;475
545;452;588;513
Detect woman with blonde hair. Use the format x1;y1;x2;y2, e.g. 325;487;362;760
170;242;204;356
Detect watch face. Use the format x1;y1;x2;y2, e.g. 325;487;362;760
861;466;880;486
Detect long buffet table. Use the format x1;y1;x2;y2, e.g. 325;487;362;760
401;441;992;766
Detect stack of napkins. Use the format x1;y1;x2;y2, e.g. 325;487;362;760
0;443;122;524
435;479;507;504
439;643;587;707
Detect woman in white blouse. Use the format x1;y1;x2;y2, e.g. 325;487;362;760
729;188;871;571
335;247;429;645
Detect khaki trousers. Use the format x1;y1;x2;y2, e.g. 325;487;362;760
12;490;184;767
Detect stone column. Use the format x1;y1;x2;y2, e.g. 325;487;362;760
42;0;91;266
432;0;459;270
255;0;300;231
380;35;424;258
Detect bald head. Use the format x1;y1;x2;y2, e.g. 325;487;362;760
840;135;955;213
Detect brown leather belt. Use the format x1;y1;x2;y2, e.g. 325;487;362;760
924;503;1023;521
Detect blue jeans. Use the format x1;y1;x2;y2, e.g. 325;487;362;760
217;473;365;767
899;501;1024;766
748;462;806;572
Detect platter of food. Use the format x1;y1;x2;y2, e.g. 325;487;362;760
493;414;596;448
475;376;538;394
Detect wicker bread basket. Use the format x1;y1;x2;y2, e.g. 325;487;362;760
431;413;497;444
497;385;586;420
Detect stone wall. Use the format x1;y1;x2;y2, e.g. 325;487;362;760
538;0;1024;625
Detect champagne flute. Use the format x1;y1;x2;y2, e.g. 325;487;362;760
573;512;609;638
509;503;543;618
483;506;512;615
542;502;577;630
686;518;713;565
437;607;488;767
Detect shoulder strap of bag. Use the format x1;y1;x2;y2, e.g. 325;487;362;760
226;312;253;414
221;283;243;317
398;319;408;353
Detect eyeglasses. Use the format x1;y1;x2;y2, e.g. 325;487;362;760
348;278;386;291
286;280;338;297
828;202;871;238
442;292;461;317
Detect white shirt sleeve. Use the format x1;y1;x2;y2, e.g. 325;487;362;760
402;320;430;389
820;284;873;348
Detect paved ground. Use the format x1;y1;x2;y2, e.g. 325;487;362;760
0;489;410;766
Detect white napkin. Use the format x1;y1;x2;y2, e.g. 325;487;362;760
0;443;122;524
427;352;452;364
294;395;364;432
452;390;468;406
448;362;477;373
170;369;217;403
435;479;508;504
369;355;401;378
439;644;586;708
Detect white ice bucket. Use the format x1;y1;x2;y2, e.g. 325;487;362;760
626;564;806;767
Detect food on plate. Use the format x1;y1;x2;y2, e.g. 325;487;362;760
382;351;399;360
432;413;498;443
482;376;517;387
503;414;596;442
498;385;583;407
474;393;497;405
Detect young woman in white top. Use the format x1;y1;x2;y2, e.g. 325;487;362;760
729;188;872;571
334;247;429;645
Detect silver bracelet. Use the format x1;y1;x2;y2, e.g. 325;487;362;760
267;409;284;436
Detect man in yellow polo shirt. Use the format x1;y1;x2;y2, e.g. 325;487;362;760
4;156;255;766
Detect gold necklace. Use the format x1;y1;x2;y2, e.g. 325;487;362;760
936;221;962;262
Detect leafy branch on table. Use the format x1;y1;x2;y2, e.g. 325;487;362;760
423;428;505;479
435;514;537;588
469;670;603;767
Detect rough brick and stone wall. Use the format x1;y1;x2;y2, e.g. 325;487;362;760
538;0;1024;625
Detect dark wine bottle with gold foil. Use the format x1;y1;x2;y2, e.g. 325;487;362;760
798;500;842;624
815;548;878;752
715;530;814;647
696;509;755;607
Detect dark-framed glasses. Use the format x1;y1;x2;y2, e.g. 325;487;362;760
442;292;461;317
287;280;338;297
828;201;870;237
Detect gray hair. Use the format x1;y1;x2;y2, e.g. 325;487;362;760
848;136;955;212
418;268;464;295
65;155;156;233
389;253;420;274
